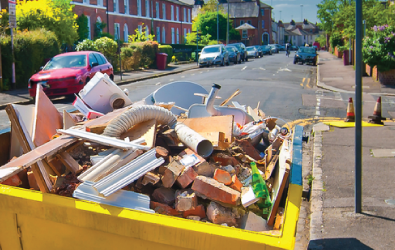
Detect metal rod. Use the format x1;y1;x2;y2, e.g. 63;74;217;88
227;2;229;44
355;0;363;214
217;3;219;44
349;0;351;64
11;28;15;89
197;26;199;65
106;0;109;33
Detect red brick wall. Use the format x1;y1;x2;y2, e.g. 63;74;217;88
73;0;192;44
378;69;395;85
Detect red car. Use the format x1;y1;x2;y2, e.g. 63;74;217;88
28;51;114;97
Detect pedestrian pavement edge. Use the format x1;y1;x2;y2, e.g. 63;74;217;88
316;54;395;97
0;64;198;111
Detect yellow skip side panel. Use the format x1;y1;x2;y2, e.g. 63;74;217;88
0;182;302;250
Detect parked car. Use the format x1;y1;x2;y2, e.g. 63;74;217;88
253;45;264;57
225;46;241;64
291;45;298;51
246;47;259;58
228;42;248;61
198;44;229;67
293;46;318;66
268;44;279;53
28;51;114;98
278;45;286;51
260;45;272;55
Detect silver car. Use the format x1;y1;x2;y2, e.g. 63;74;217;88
246;47;258;58
198;44;229;67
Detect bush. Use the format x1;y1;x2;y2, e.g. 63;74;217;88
76;14;89;41
0;29;59;89
329;32;343;50
362;25;395;72
121;47;135;70
141;40;159;68
75;39;98;51
158;44;173;64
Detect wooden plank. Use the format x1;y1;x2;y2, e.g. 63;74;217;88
220;89;240;106
265;150;280;180
84;106;129;134
57;151;81;173
177;115;234;143
63;110;77;129
198;131;229;150
10;105;35;158
265;144;273;166
5;104;52;192
0;135;77;182
120;119;157;149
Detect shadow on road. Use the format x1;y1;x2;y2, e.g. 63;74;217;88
308;238;374;250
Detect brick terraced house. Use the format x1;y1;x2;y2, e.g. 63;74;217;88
71;0;193;43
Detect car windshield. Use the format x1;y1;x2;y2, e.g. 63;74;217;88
202;47;220;54
298;47;316;54
226;47;235;52
43;54;87;70
229;44;241;50
262;46;270;49
246;47;255;51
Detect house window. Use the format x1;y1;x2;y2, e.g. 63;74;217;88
247;20;251;25
261;20;265;28
188;9;191;22
87;16;91;39
176;7;179;21
242;30;247;39
156;2;159;18
240;20;244;25
184;28;187;43
177;28;179;44
151;1;153;18
183;8;186;22
162;27;166;43
188;28;190;34
261;9;264;16
171;28;175;44
162;3;166;19
83;0;89;5
114;23;120;40
124;0;128;14
113;0;118;12
137;0;141;16
171;5;174;20
124;24;128;42
146;0;149;17
97;0;103;6
156;27;160;42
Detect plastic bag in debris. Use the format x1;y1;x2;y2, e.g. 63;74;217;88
250;162;272;215
233;121;266;137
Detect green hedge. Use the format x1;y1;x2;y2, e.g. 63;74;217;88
158;45;173;64
76;37;118;71
0;29;60;90
169;44;204;51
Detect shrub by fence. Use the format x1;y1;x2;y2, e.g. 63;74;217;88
158;45;173;64
169;44;204;62
0;29;59;89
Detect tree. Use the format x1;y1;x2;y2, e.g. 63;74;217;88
76;14;89;41
199;0;224;13
16;0;78;45
129;24;155;42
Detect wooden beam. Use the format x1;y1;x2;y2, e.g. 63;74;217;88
63;110;77;129
220;89;240;106
57;151;81;173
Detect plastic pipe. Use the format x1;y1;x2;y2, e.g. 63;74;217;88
174;123;213;157
206;84;222;116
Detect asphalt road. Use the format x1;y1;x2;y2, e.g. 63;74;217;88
2;51;392;130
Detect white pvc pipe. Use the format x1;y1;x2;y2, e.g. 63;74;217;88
174;123;213;158
206;84;222;116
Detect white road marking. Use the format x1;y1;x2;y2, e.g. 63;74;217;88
155;82;161;85
181;76;185;78
169;79;174;81
259;67;266;70
278;67;292;72
241;66;247;71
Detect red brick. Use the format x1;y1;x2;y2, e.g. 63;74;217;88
183;204;206;218
212;153;240;167
236;139;262;161
229;175;243;192
1;174;22;187
161;160;184;188
193;162;215;177
192;176;240;206
177;167;198;188
213;169;232;185
150;201;180;216
175;189;198;212
152;187;176;206
206;201;238;226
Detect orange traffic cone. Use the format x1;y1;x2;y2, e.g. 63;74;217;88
368;97;386;125
345;97;355;122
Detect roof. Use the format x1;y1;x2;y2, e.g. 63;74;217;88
221;2;259;18
235;23;256;30
173;0;195;7
259;1;272;8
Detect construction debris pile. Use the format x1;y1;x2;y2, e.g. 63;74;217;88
0;73;295;233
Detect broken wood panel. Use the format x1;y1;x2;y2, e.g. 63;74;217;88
0;135;77;182
57;151;81;173
265;152;280;181
63;110;77;129
197;131;229;150
120;119;157;149
32;84;63;147
84;106;129;134
10;105;35;158
177;115;234;143
0;130;11;166
265;144;273;166
247;106;260;121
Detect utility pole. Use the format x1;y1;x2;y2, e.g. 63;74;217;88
349;0;352;65
9;0;17;90
106;0;109;33
217;3;219;44
355;0;363;214
300;5;303;22
226;2;229;44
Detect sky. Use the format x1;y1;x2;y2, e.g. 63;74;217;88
262;0;320;24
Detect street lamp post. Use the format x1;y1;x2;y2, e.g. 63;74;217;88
217;3;219;44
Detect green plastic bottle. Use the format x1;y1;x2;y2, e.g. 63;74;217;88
250;162;272;215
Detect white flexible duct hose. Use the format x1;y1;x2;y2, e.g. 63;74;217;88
103;105;177;138
102;105;213;157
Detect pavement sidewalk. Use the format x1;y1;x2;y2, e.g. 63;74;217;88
317;51;395;96
0;62;197;110
308;50;395;249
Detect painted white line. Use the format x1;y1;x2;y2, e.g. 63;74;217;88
241;66;247;71
169;79;174;81
259;67;266;70
315;110;321;115
155;82;161;85
278;67;292;72
181;76;185;78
